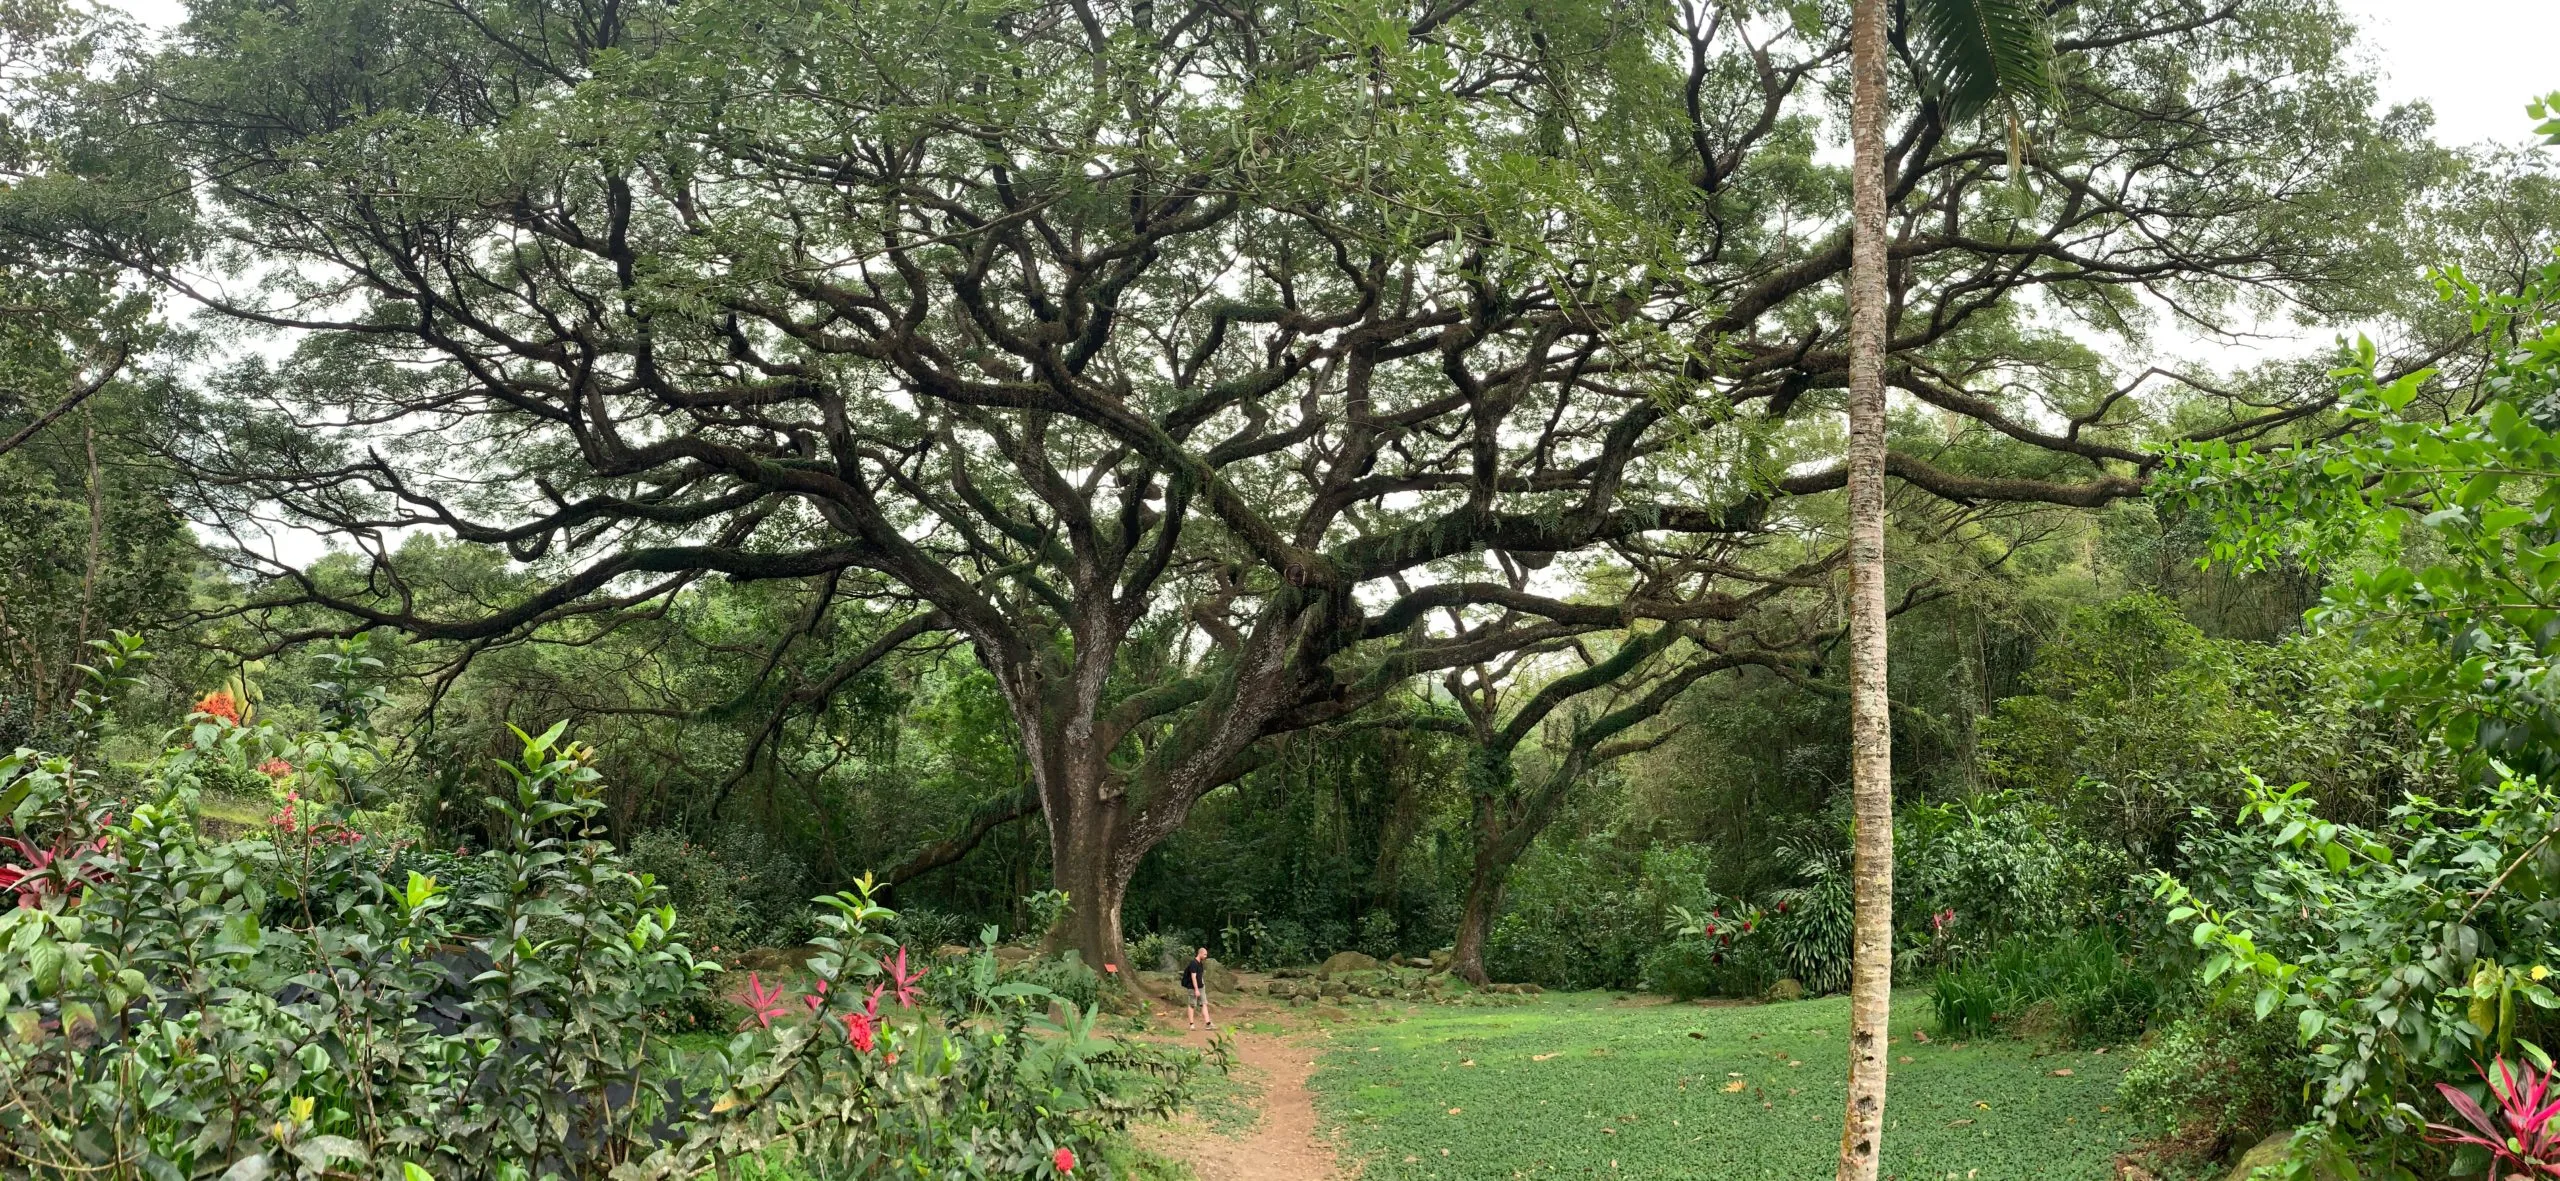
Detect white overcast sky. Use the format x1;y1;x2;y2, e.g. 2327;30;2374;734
2343;0;2560;147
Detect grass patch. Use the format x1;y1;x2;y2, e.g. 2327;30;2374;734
197;792;273;837
1312;991;2138;1180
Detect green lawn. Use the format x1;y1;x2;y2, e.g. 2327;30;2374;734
1309;991;2141;1180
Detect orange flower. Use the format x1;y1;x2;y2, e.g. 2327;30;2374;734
193;690;241;726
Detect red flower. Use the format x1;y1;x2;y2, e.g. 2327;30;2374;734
842;1010;875;1052
1052;1147;1076;1174
803;977;830;1012
258;758;294;779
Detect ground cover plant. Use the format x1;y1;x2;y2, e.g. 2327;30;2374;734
1309;992;2139;1180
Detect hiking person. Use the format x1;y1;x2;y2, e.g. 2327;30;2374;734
1182;947;1211;1030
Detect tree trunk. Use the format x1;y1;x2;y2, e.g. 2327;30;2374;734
1449;854;1504;986
1044;789;1131;973
1836;0;1897;1178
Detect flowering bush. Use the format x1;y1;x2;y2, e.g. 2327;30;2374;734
0;638;1209;1179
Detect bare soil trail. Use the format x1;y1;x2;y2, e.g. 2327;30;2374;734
1135;979;1357;1181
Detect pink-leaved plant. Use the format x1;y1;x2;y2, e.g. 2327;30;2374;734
2427;1056;2560;1178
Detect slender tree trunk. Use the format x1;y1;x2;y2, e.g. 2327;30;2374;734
69;407;104;706
1836;1;1897;1178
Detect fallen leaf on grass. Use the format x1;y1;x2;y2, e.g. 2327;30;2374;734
2050;1068;2074;1077
1532;1052;1559;1061
1974;1101;1991;1110
1948;1119;1974;1128
1787;1060;1803;1067
1912;1029;1930;1043
1460;1059;1476;1067
1899;1056;1913;1064
1446;1107;1462;1115
1722;1080;1747;1093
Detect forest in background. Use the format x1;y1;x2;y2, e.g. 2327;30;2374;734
5;0;2560;1175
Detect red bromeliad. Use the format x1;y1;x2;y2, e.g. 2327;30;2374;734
2427;1056;2560;1177
739;972;789;1030
885;945;928;1008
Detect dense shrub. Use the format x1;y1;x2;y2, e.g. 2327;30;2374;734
1928;929;2159;1045
2155;771;2560;1169
2118;998;2308;1165
1896;794;2131;972
1486;838;1711;991
0;642;1206;1179
1762;846;1854;995
1005;950;1105;1013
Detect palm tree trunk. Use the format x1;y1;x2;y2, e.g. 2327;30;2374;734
1835;0;1896;1178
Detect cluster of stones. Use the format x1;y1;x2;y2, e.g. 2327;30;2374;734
1258;951;1544;1007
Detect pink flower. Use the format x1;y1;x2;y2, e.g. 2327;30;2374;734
740;972;789;1030
1052;1146;1076;1174
885;946;927;1007
803;978;830;1013
258;758;294;779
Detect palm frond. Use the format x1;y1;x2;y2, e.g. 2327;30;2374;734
1906;0;2059;124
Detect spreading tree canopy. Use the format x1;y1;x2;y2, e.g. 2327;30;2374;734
20;0;2445;963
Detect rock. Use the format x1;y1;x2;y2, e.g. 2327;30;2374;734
1205;958;1242;993
1320;980;1349;998
1266;979;1298;998
2225;1131;2320;1181
993;945;1035;968
1319;951;1382;977
1315;1005;1350;1022
1429;947;1455;971
1273;966;1308;979
1767;978;1805;1001
933;944;972;961
1406;956;1434;969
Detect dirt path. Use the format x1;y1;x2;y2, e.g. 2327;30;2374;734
1137;987;1354;1180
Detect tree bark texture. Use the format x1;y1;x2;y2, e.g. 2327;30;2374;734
1836;0;1898;1178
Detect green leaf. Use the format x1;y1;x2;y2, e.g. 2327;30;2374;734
1905;0;2060;123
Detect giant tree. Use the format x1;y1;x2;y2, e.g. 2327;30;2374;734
39;0;2442;968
